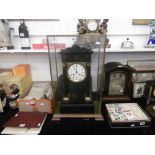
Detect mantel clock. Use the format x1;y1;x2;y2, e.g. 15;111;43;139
57;45;94;114
103;62;132;102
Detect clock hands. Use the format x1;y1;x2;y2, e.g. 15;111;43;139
76;64;78;73
73;66;77;74
68;64;86;82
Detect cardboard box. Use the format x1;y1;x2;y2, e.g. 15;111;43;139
0;71;13;82
13;64;31;77
7;76;32;96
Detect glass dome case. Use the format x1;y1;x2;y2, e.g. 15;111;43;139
47;34;106;120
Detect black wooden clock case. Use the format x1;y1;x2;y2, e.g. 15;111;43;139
56;45;94;114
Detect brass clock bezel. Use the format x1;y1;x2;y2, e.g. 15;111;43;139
67;63;87;83
86;19;99;32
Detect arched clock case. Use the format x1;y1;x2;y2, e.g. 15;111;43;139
102;62;133;102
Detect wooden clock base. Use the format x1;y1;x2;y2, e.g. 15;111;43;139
60;103;94;114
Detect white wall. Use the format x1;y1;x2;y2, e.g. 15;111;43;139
0;19;155;91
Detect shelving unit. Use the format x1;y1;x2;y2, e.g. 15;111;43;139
1;48;155;53
0;49;48;53
106;48;155;52
1;19;154;85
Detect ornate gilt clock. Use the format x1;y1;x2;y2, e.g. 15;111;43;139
57;45;94;114
103;62;132;102
77;19;109;34
77;19;110;48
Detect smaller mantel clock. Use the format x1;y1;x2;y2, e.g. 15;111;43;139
102;62;132;102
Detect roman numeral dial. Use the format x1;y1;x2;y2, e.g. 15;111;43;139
67;64;86;82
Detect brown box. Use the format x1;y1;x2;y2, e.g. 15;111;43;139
0;71;13;82
7;75;32;96
13;64;31;77
17;99;54;114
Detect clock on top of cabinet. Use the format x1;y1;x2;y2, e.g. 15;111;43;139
76;19;110;49
77;19;109;34
102;62;133;102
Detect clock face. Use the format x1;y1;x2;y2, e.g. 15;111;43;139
109;72;126;95
67;64;86;82
87;20;98;31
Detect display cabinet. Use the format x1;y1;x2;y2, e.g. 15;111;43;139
47;34;106;120
127;60;155;98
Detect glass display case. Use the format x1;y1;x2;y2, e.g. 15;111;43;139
47;34;106;120
127;60;155;98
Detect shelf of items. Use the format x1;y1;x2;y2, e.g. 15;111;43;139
0;49;48;53
0;48;155;53
106;48;155;53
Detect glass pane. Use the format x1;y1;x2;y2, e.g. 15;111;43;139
47;34;105;116
109;72;126;95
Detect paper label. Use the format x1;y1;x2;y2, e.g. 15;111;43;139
20;33;24;37
140;122;145;125
19;124;26;128
124;111;136;120
40;103;44;106
96;42;101;45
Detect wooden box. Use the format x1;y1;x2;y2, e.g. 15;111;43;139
17;99;53;114
106;103;151;128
